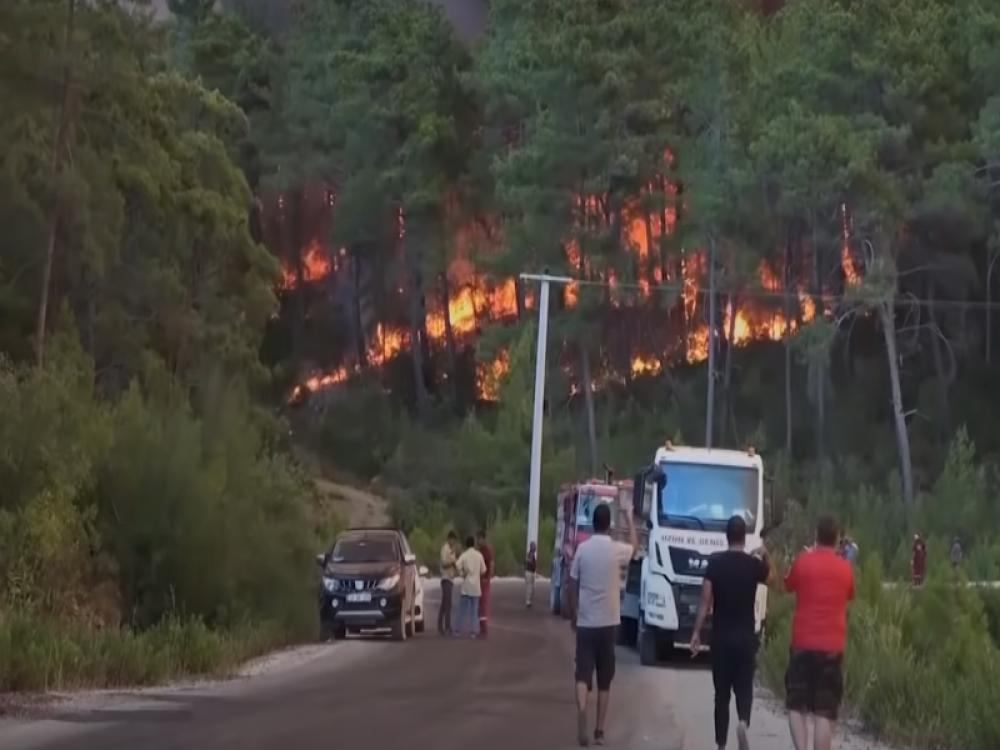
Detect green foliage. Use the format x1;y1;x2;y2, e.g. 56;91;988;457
761;578;1000;749
0;610;288;692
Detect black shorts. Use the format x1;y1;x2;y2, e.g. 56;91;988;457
575;626;617;691
785;650;844;720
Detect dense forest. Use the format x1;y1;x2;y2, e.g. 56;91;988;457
2;0;1000;714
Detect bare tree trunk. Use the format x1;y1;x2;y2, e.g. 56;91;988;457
36;0;77;367
581;345;598;476
926;283;951;439
644;206;657;289
783;235;794;457
515;276;526;321
705;235;718;448
810;227;826;465
441;273;461;413
722;291;737;444
879;301;915;510
283;190;307;372
351;246;368;368
403;230;429;416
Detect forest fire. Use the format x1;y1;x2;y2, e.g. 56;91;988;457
279;194;830;404
280;241;332;289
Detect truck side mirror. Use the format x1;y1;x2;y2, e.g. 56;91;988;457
316;553;326;568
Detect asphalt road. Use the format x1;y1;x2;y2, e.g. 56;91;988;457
0;581;871;750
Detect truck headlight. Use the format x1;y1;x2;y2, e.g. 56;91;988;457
322;577;337;594
377;573;400;591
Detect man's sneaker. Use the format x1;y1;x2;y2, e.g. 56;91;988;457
593;729;606;746
577;709;589;747
737;721;750;750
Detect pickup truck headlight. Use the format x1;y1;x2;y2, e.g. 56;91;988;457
322;577;337;594
377;573;400;591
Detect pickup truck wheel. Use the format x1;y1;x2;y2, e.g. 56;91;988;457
638;613;658;666
405;597;416;638
391;607;407;641
332;624;346;641
319;619;333;643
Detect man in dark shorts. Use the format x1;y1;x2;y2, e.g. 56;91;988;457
567;502;637;747
690;515;771;750
784;516;855;750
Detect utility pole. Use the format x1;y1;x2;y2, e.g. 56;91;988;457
521;272;572;556
987;245;999;365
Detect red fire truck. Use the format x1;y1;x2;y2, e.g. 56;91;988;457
549;480;628;617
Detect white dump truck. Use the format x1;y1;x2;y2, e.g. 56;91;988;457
619;442;778;665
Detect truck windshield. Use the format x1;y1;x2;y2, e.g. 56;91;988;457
576;490;614;530
657;462;758;532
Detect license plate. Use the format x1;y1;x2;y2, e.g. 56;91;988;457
347;592;371;603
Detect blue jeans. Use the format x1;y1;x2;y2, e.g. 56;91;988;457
456;595;480;636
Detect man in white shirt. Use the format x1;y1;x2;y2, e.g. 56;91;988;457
568;502;638;746
455;536;487;638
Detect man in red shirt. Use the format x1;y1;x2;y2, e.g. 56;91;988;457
784;516;855;750
477;530;494;638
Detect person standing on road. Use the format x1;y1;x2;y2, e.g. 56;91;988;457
784;516;855;750
525;541;538;608
567;503;638;747
455;536;487;638
690;516;772;750
477;530;494;638
842;537;859;567
439;531;459;635
950;536;963;570
912;533;927;586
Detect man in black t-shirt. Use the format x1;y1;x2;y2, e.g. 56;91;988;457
691;516;771;750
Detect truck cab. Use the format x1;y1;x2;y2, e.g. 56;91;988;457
549;481;619;617
620;443;773;664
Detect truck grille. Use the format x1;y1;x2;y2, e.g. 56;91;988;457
334;578;379;592
668;546;712;577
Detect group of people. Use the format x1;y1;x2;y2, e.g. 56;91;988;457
693;515;855;750
836;535;859;565
911;533;964;585
566;508;855;750
437;530;494;638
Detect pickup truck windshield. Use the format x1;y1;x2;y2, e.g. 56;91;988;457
657;462;758;532
330;537;398;563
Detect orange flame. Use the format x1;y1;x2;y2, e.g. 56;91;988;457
289;366;351;402
476;350;510;401
367;324;407;367
631;355;662;376
280;241;332;289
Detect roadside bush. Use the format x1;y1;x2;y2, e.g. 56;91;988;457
0;610;288;692
760;558;1000;749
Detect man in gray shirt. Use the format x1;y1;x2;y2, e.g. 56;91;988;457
568;502;638;746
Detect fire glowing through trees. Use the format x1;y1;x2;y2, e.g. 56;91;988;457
280;194;863;404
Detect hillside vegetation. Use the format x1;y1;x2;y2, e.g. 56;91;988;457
3;2;1000;728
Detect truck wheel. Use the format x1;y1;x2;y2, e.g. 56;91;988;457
332;624;346;641
618;618;638;647
638;613;658;666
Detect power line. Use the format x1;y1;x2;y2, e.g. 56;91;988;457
543;276;1000;312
